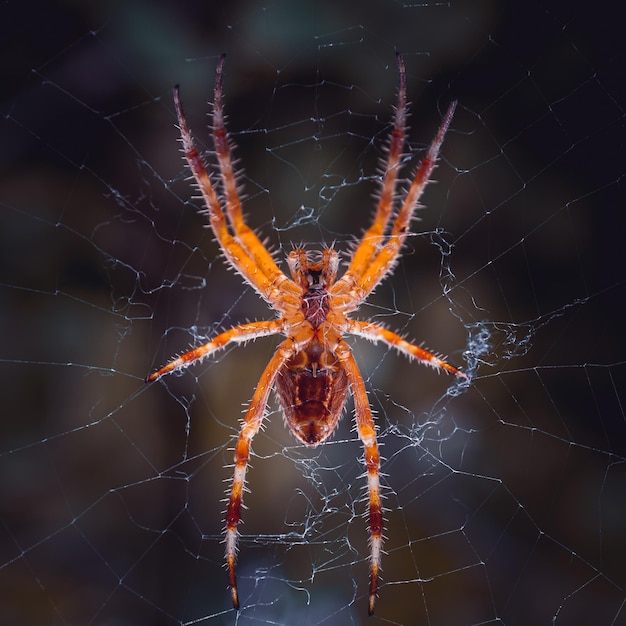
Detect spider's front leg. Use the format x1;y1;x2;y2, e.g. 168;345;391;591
331;96;457;309
173;73;299;308
343;52;409;279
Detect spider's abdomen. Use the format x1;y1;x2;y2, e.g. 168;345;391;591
275;342;349;446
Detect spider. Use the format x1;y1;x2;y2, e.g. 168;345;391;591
147;53;466;615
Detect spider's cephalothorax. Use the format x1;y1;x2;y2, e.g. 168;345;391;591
147;53;466;615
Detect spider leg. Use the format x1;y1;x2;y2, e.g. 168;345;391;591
146;319;284;382
343;53;408;279
225;337;302;610
210;55;286;286
333;339;382;616
174;81;300;308
332;99;457;310
354;100;456;300
347;319;467;379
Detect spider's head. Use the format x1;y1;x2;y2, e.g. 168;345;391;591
287;248;339;290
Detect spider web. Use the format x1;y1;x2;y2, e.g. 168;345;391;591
2;1;625;625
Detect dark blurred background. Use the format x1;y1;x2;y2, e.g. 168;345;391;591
1;1;625;625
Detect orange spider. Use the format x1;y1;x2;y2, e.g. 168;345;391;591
147;53;466;615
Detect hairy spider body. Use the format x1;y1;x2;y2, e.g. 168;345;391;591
147;53;465;615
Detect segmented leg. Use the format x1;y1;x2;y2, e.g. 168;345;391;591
225;337;301;609
210;55;287;285
342;53;408;279
146;320;284;382
332;91;457;309
173;75;300;306
333;339;382;615
351;100;457;304
346;319;467;379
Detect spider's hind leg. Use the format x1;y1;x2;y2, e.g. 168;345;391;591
224;337;299;610
332;339;383;615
